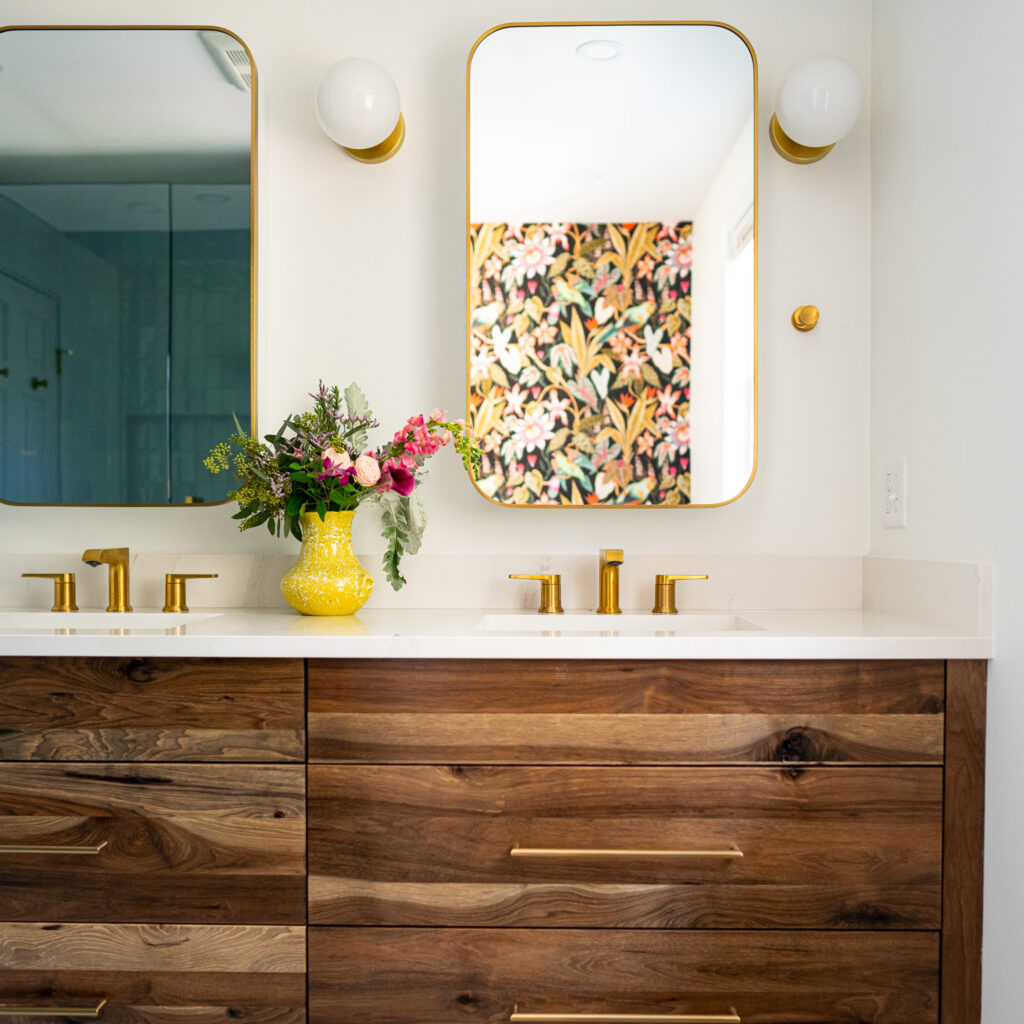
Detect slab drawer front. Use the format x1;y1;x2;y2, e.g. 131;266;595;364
0;764;306;923
308;764;942;929
0;922;306;1024
309;927;938;1024
0;658;305;761
308;659;944;764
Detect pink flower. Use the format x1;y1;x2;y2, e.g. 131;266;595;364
318;446;355;482
430;408;447;422
321;447;352;474
354;453;381;486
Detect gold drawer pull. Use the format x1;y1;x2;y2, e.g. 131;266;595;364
511;1013;740;1023
0;1000;108;1018
510;847;742;859
0;841;108;856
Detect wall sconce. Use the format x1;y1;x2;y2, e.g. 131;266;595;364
770;56;863;164
315;58;405;163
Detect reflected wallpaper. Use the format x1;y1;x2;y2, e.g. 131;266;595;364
469;221;693;506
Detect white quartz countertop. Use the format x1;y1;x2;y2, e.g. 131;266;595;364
0;606;993;659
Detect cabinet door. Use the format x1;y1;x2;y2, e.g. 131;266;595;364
0;765;305;923
308;659;944;764
0;923;305;1024
310;927;938;1024
0;658;304;761
309;764;941;929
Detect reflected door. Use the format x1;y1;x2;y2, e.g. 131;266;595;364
0;272;59;501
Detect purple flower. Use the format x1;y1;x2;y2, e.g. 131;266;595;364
379;465;415;497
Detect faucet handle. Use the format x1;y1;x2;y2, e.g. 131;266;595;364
652;573;709;615
22;572;78;612
509;574;564;614
163;573;219;613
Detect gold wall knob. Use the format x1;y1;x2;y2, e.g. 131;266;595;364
509;574;563;614
163;573;219;613
791;305;820;331
21;572;78;612
652;573;709;615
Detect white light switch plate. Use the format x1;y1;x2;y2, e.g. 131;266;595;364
882;457;908;529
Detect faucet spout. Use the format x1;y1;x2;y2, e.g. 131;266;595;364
81;547;131;612
597;548;623;615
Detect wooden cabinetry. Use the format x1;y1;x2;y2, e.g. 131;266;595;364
0;657;307;1024
0;655;986;1024
308;658;985;1024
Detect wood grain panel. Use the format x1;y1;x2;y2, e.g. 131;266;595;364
0;764;305;923
308;764;942;928
309;712;943;764
309;659;945;713
0;923;305;1024
309;927;938;1024
941;660;987;1024
309;660;944;763
0;658;304;761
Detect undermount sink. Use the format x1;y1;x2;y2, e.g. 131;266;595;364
0;611;223;630
477;612;764;634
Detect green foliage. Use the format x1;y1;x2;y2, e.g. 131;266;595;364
205;380;483;592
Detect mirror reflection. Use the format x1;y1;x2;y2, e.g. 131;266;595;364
0;28;253;505
468;23;756;507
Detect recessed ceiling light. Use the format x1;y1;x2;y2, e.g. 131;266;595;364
195;193;230;205
575;40;623;62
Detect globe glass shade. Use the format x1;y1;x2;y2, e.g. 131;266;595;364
315;58;401;150
775;56;863;148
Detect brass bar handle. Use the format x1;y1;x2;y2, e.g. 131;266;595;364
21;572;79;612
509;574;563;614
511;1013;740;1023
0;841;107;855
0;1000;108;1018
652;573;709;615
510;847;742;859
163;572;219;613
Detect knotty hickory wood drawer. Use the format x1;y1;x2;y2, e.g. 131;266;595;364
0;764;306;923
0;657;305;761
310;927;938;1024
0;922;306;1024
309;764;942;929
308;659;944;763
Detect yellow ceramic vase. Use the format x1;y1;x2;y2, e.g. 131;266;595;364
280;510;374;616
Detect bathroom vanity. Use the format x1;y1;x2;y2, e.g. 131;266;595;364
0;612;989;1024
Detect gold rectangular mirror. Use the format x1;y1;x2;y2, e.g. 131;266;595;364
0;26;255;505
467;22;756;507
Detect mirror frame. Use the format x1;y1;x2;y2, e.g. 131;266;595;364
466;21;757;510
0;23;257;508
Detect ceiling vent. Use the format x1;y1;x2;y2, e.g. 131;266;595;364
201;31;252;92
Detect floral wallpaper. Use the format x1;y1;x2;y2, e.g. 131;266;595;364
469;221;693;505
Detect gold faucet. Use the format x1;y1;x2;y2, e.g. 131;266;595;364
509;573;564;614
597;548;624;614
81;547;132;612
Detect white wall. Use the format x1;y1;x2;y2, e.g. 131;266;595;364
870;2;1024;1018
0;0;871;567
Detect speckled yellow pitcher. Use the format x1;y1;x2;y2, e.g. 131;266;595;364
280;510;373;615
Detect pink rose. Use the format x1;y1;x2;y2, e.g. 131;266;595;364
354;453;381;486
321;446;352;474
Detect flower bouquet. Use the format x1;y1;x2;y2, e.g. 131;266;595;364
206;381;480;590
